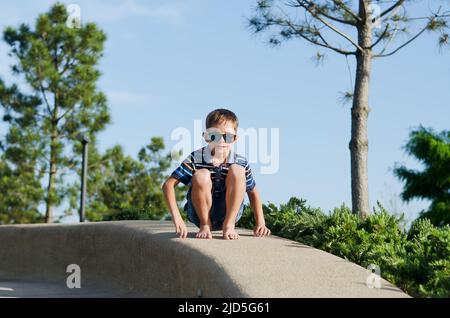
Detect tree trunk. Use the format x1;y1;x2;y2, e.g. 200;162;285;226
45;49;60;224
350;5;372;218
45;129;57;223
45;86;58;223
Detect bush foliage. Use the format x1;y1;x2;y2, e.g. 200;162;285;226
237;197;450;298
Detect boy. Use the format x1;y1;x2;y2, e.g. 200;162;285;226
162;109;271;240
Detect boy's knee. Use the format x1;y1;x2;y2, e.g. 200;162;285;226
192;169;212;187
227;164;245;180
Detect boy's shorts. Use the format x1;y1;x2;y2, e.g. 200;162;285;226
184;189;245;231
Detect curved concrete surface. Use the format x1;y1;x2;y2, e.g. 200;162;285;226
0;221;409;298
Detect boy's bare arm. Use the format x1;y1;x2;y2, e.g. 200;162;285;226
247;187;271;237
162;176;188;238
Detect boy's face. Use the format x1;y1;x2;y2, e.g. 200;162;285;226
203;120;238;156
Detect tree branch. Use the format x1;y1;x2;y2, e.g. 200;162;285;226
58;58;77;76
380;0;405;19
295;0;363;51
332;0;361;23
58;46;80;76
36;64;53;116
316;9;356;26
56;105;76;123
370;23;390;49
373;23;428;58
288;0;357;26
39;84;53;116
285;20;356;55
402;13;450;22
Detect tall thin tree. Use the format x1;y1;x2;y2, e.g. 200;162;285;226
248;0;449;217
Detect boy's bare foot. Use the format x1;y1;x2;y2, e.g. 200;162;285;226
196;224;213;239
223;225;240;240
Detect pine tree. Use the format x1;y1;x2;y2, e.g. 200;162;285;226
0;3;110;223
395;126;450;226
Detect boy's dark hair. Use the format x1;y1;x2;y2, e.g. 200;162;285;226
206;108;239;130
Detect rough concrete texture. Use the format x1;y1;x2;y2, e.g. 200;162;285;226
0;221;410;298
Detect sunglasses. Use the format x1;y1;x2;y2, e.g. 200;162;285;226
204;131;237;144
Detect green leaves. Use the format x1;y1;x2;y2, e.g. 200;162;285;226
0;3;110;222
394;126;450;226
238;197;450;297
80;138;187;222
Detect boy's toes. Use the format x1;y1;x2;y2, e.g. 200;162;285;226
223;230;239;240
196;229;212;239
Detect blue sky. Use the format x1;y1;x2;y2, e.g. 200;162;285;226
0;0;449;223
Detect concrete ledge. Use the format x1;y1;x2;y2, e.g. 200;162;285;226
0;221;410;298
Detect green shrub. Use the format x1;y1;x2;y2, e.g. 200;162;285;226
400;219;450;297
237;197;450;298
102;206;188;222
102;208;163;221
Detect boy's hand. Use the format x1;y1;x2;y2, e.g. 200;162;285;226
253;223;271;237
174;218;188;239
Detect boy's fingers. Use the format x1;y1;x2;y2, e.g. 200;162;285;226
176;225;187;239
257;227;264;236
254;227;271;237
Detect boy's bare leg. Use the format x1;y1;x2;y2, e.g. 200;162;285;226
191;169;213;239
223;164;246;240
